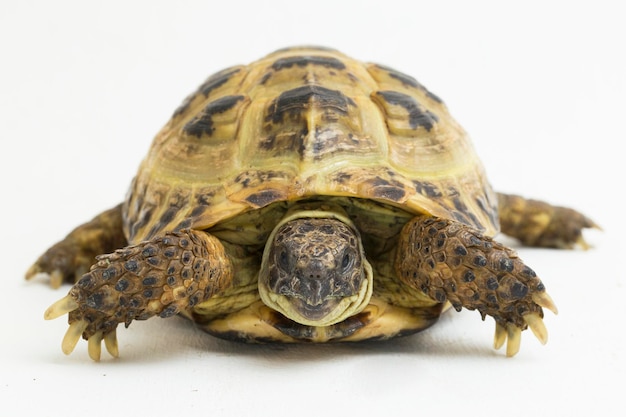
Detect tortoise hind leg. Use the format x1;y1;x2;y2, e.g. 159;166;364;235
26;204;127;288
497;193;599;249
395;216;558;356
44;229;234;360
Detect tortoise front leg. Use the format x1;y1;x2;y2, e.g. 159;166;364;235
45;229;233;360
497;193;599;249
395;216;558;357
26;204;127;288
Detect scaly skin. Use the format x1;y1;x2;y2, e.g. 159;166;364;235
29;194;594;360
44;229;233;360
395;216;557;356
26;204;127;288
497;193;599;249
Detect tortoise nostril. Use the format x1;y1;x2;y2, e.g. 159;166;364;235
301;278;325;306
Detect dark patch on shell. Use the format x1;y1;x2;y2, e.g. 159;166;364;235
334;172;352;184
172;67;242;118
375;90;439;131
476;195;499;230
372;186;406;201
272;45;338;54
157;207;178;227
183;95;245;138
265;85;355;124
197;189;217;206
377;64;420;88
145;193;190;240
199;67;241;98
129;207;154;243
190;205;208;218
475;197;490;217
271;55;346;71
368;176;407;202
414;181;443;198
245;190;284;208
450;196;483;228
375;64;443;103
452;196;469;213
235;170;285;189
175;218;192;231
258;128;309;155
259;72;272;85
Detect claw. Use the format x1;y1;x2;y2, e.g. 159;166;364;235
493;322;525;356
532;292;558;315
87;330;120;360
25;266;64;289
493;322;507;350
494;314;549;356
524;313;548;345
506;324;522;357
587;218;602;231
576;218;602;250
50;270;64;289
574;235;592;250
25;264;41;281
104;330;119;358
44;295;79;320
88;332;103;361
62;320;88;355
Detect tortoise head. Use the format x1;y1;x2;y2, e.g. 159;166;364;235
258;209;373;327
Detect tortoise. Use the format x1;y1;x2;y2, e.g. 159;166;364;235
27;46;596;361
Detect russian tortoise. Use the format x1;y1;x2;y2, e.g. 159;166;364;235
27;46;597;360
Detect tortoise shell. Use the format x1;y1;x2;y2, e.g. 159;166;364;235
123;46;498;244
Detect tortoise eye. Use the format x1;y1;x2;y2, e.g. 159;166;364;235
278;250;291;271
341;251;353;272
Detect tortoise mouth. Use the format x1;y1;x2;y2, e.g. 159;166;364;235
292;297;341;321
261;275;372;327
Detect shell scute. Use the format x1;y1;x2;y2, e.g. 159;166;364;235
124;47;499;243
171;65;246;120
371;90;439;134
271;55;347;72
366;63;443;104
264;85;355;124
183;94;250;140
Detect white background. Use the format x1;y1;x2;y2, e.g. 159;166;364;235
1;1;622;415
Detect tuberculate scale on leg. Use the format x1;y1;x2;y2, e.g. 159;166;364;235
395;216;557;356
44;229;233;360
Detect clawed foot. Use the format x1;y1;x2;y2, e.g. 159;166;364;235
25;239;92;288
39;229;230;361
25;205;127;288
26;266;65;289
497;193;601;250
28;237;124;360
396;216;562;357
556;210;600;250
492;291;558;357
26;249;117;360
45;294;120;361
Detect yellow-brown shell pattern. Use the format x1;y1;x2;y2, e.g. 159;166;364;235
123;46;499;244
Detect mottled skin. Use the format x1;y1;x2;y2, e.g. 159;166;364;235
497;194;597;249
26;205;127;289
262;218;367;324
27;47;596;360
